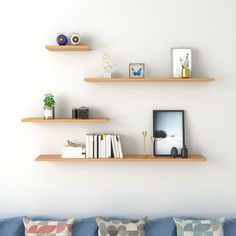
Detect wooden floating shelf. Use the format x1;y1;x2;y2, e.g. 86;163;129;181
84;78;215;82
21;118;109;123
36;155;207;162
45;45;91;51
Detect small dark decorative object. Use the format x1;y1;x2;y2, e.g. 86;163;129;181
57;34;68;45
72;108;78;118
78;107;89;119
171;147;178;157
181;145;188;158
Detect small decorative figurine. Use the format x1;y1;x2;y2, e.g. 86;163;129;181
142;131;147;158
43;93;55;119
102;54;112;78
56;33;68;46
67;140;82;147
171;147;178;157
181;145;188;158
70;33;80;45
151;136;156;157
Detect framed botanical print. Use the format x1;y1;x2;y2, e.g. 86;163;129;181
172;48;192;78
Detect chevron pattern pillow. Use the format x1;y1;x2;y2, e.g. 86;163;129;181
23;218;74;236
96;216;147;236
174;217;225;236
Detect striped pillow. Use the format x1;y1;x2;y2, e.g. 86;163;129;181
23;218;74;236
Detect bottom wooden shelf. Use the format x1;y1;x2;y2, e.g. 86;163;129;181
36;155;207;162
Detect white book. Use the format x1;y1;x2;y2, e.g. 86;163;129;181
98;135;102;158
106;134;109;158
94;135;97;158
63;150;85;155
111;135;115;158
114;135;120;158
86;135;89;158
62;154;86;158
63;147;85;153
111;135;118;158
101;135;103;158
117;135;123;158
102;134;106;158
107;135;111;158
90;135;94;158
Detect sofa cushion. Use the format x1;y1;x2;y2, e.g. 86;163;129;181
23;217;74;236
174;217;225;236
96;216;147;236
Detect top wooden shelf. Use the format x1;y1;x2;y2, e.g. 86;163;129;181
84;78;215;82
45;45;91;51
84;77;215;82
21;118;109;123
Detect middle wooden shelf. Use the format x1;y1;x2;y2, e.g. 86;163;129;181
36;155;207;162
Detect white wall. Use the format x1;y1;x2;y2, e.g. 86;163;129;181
0;0;236;219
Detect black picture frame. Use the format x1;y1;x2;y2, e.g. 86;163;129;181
153;110;185;156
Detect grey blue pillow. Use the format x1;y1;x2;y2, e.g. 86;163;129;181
174;217;225;236
96;216;147;236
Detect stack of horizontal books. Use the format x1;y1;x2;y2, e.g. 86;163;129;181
62;146;86;158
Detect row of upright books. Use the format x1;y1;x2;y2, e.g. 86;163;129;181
61;134;123;158
86;134;123;158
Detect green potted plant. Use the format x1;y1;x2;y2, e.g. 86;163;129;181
43;93;55;119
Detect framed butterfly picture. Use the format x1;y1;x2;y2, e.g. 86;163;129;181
129;63;145;79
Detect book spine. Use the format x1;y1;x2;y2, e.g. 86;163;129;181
117;135;123;158
86;134;89;158
98;135;101;158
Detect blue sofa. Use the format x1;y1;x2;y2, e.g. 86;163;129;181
1;217;236;236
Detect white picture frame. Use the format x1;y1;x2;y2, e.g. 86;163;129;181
172;48;192;78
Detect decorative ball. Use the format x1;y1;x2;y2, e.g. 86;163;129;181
70;34;80;45
56;34;68;46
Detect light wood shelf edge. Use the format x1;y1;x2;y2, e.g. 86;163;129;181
84;78;215;82
36;155;207;162
21;118;109;123
45;45;91;51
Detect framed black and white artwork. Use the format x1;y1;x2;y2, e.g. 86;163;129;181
153;110;185;156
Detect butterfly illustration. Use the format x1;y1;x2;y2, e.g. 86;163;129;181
131;67;142;76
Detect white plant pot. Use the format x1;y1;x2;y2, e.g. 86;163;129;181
43;107;55;119
104;71;112;78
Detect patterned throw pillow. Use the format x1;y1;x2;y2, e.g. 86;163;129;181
23;218;74;236
174;217;225;236
96;216;147;236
